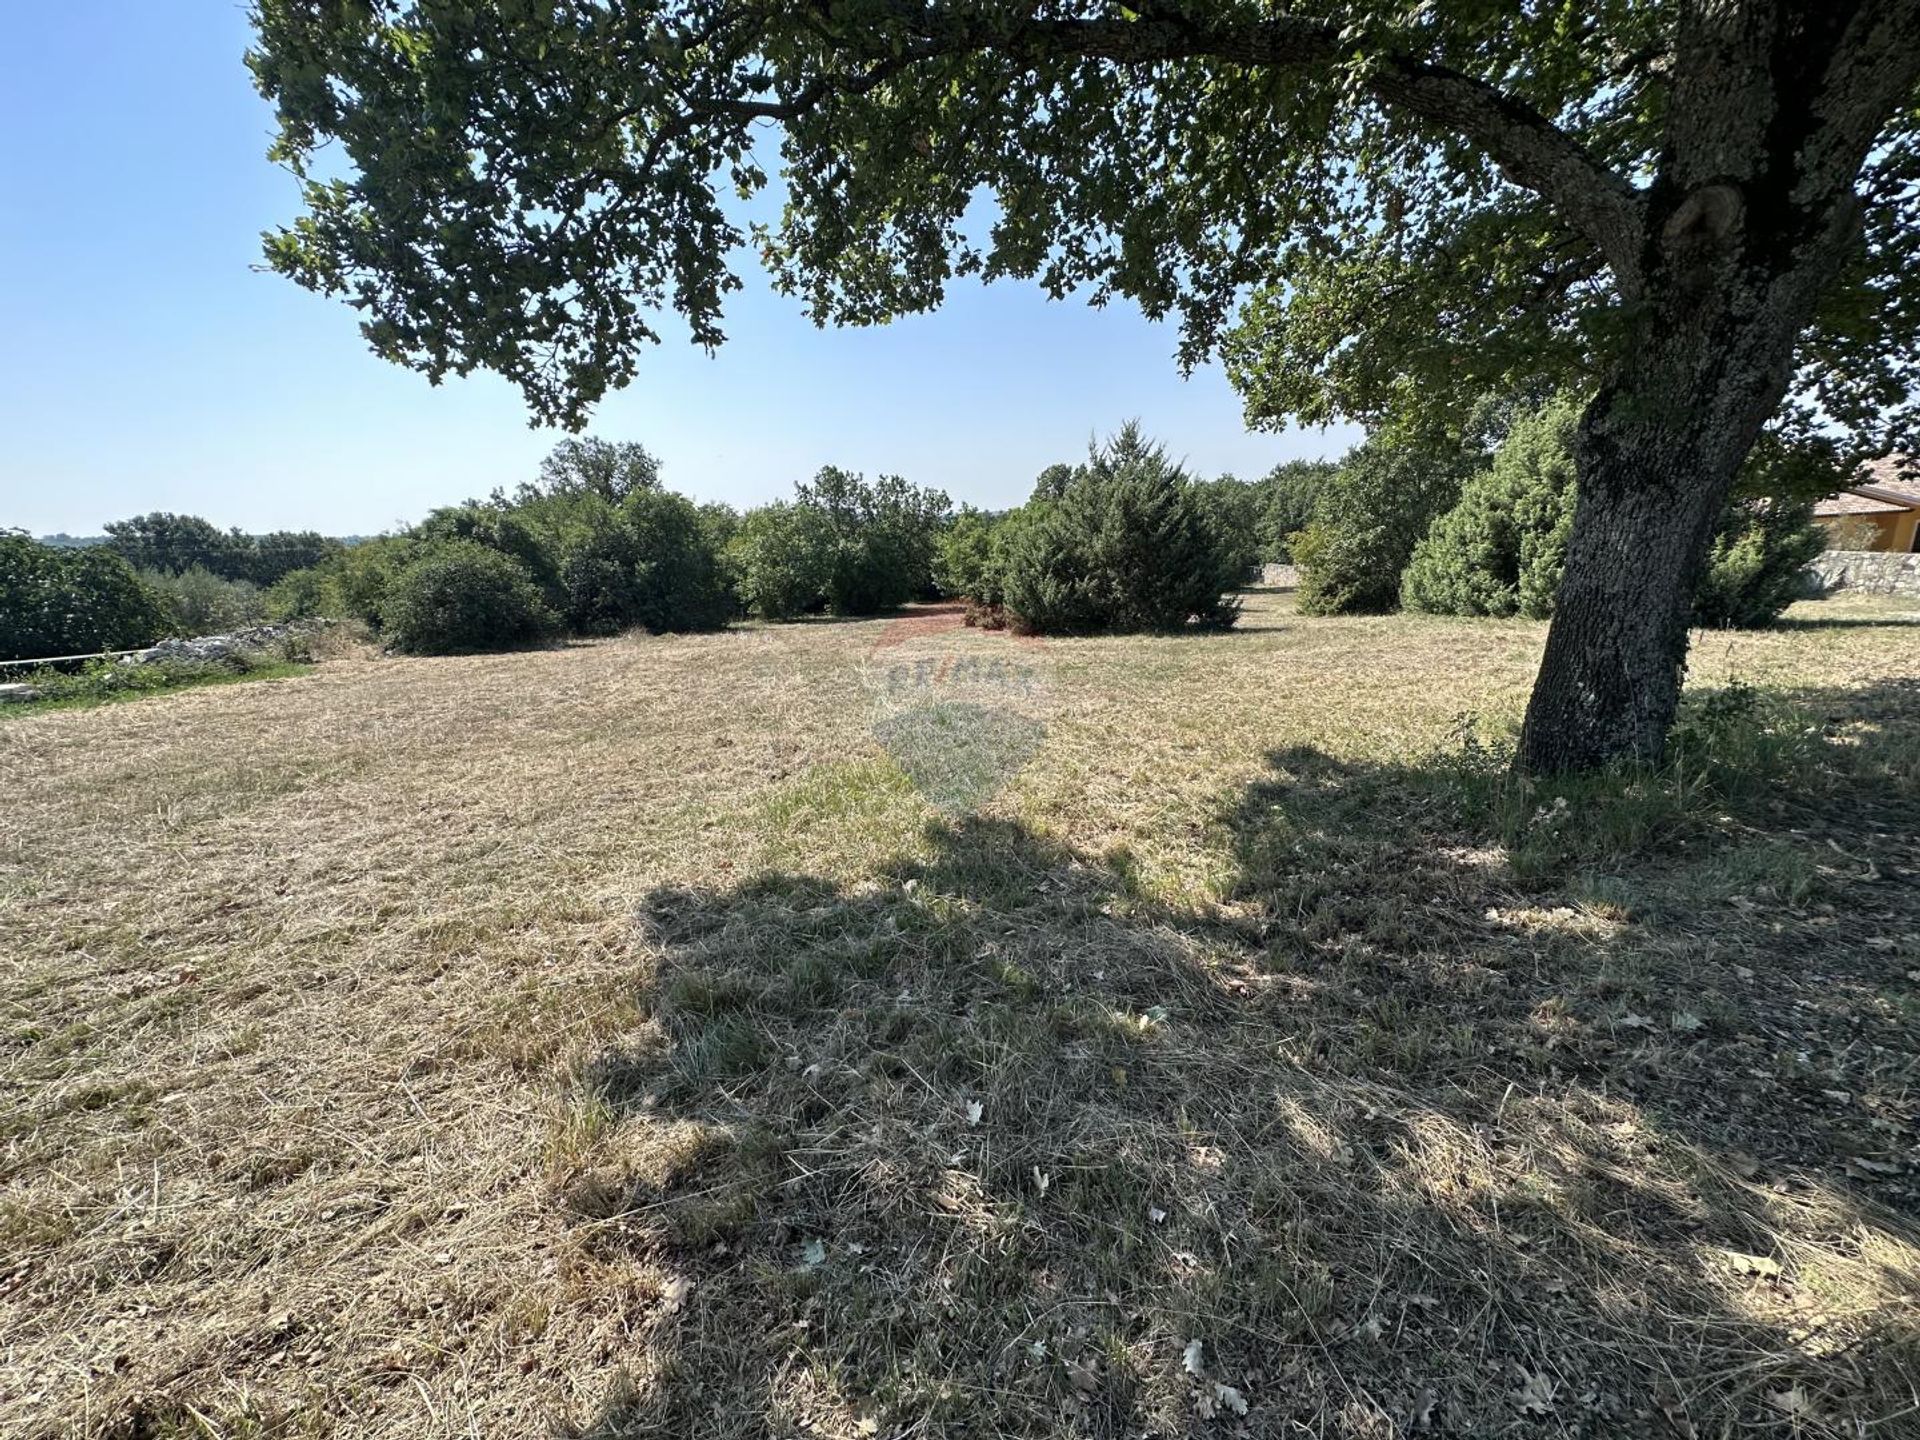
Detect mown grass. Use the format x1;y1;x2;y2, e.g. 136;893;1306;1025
2;589;1918;1439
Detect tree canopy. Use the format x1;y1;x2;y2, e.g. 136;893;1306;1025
250;2;1920;451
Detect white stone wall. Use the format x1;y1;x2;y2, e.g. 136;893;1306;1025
1808;550;1920;595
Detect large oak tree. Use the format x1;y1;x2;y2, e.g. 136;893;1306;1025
249;0;1920;771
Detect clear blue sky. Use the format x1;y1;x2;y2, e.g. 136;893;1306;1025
0;3;1356;538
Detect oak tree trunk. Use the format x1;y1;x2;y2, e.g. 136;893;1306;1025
1516;394;1746;774
1508;0;1920;774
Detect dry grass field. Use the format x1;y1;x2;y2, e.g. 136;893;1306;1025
4;588;1919;1439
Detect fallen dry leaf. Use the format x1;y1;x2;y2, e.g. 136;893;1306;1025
1514;1368;1557;1415
1183;1338;1206;1377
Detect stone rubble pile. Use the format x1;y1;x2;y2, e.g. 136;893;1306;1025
120;621;325;666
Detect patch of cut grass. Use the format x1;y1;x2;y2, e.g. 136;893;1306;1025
6;591;1920;1438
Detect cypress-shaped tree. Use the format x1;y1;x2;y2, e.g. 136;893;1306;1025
1003;424;1240;634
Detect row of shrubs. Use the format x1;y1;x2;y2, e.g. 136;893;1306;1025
0;534;319;663
2;512;349;662
6;407;1832;665
1286;395;1831;628
248;441;955;653
248;431;1249;653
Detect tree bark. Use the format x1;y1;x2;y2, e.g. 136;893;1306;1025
1512;0;1917;776
1516;397;1745;773
1515;213;1817;776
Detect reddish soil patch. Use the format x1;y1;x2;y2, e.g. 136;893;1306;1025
869;602;1044;650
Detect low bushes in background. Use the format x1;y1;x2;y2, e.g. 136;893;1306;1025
380;541;558;655
139;565;269;634
1401;398;1832;629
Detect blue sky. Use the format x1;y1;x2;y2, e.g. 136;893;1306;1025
0;3;1356;538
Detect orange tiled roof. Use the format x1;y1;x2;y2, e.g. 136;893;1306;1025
1815;490;1911;517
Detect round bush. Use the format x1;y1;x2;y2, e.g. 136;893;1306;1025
1400;397;1580;619
266;566;331;621
727;503;838;619
381;541;557;654
0;534;169;662
1002;424;1241;634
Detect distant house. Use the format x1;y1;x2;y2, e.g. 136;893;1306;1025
1813;455;1920;552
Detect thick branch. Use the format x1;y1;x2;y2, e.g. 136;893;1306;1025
884;6;1649;291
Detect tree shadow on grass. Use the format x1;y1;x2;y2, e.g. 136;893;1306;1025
560;685;1920;1439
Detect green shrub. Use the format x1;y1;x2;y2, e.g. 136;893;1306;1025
1401;396;1581;619
1001;423;1241;634
140;565;268;634
1402;399;1831;629
727;503;838;619
320;536;415;628
415;503;562;608
933;508;1003;601
0;533;170;662
266;566;331;620
1292;432;1475;615
558;490;732;634
1693;437;1835;628
1693;499;1828;628
381;541;557;654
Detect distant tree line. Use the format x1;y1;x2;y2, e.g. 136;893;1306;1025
3;406;1833;665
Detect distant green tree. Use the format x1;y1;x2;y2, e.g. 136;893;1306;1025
1192;475;1265;577
1003;423;1239;634
266;566;331;621
1255;459;1340;563
322;535;417;629
104;513;247;578
791;466;951;613
1291;433;1479;615
243;531;343;586
526;437;663;502
415;503;564;609
102;513;340;586
1031;464;1077;504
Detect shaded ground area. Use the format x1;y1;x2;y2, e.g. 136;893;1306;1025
1;593;1917;1438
